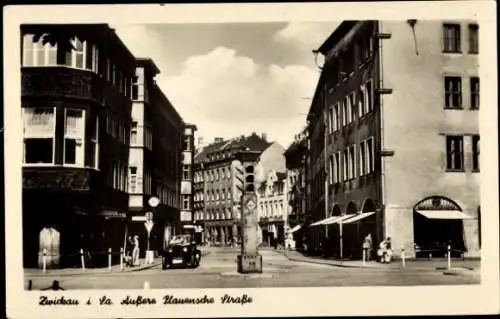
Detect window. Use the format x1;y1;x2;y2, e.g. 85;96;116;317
112;161;119;189
129;166;137;193
106;59;111;82
470;77;480;109
333;104;340;132
349;145;356;179
112;64;116;85
349;93;356;123
443;24;461;53
360;140;366;175
342;149;348;181
132;76;139;100
22;34;57;67
444;76;462;109
334;152;340;183
184;136;191;151
468;24;479;54
366;138;374;174
328;155;334;184
182;195;190;210
472;135;480;171
183;165;191;180
328;105;334;133
22;107;56;164
89;116;99;169
359;88;365;117
343;98;350;126
64;108;85;165
130;121;138;144
446;136;464;171
365;81;373;113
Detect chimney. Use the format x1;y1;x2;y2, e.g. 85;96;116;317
214;137;224;143
261;133;267;141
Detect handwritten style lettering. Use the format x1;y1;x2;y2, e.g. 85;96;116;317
220;294;253;305
120;296;157;306
39;296;79;306
163;295;215;305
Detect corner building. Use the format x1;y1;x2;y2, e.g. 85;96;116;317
21;24;136;268
307;20;480;259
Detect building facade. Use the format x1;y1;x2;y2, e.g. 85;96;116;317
21;24;136;268
306;20;480;259
180;124;198;234
193;133;271;246
126;58;186;255
257;170;288;247
284;129;308;247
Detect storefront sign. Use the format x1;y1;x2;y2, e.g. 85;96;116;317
98;210;126;218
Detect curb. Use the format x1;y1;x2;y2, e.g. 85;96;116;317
283;252;478;271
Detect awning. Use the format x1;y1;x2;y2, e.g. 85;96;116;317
288;225;302;233
342;211;376;224
309;214;356;227
416;210;475;220
325;214;356;225
309;216;338;227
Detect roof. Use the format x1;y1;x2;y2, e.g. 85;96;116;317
317;21;358;55
194;133;271;164
136;57;161;76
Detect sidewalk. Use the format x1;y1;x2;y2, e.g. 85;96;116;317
24;258;162;277
283;250;481;272
25;249;212;277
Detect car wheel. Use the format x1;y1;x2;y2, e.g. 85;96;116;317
162;257;169;270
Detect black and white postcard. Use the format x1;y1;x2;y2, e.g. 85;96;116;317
4;1;499;318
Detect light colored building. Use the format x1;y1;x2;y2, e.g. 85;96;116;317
257;170;288;247
306;20;480;259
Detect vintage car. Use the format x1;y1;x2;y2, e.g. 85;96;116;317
161;234;201;269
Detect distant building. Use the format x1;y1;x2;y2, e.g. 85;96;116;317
306;20;480;259
257;170;288;247
21;24;136;268
193;133;281;245
284;129;308;247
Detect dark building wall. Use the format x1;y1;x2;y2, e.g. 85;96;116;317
21;24;136;267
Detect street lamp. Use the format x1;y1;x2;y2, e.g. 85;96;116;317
146;196;159;264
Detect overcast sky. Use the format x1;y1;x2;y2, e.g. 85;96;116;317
113;22;340;148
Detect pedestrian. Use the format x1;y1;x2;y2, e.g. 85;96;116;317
125;236;133;266
363;234;373;261
132;235;140;266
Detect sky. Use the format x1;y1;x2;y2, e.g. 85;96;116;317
113;22;340;149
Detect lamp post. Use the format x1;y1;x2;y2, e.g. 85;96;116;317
146;196;159;264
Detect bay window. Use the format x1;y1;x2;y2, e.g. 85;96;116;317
23;107;56;164
64;108;85;166
22;33;99;72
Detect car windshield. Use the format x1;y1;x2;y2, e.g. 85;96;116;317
169;235;191;245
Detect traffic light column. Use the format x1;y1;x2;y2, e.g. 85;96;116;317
237;160;263;274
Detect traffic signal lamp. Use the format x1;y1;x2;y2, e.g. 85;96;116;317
244;164;255;192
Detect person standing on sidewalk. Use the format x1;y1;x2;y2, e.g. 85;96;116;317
132;235;140;266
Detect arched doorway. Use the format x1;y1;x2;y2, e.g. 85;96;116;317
413;196;466;258
326;205;342;258
344;202;358;259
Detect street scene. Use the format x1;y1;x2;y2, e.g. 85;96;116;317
25;247;480;290
19;19;481;289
